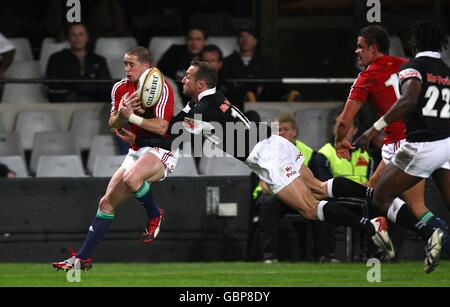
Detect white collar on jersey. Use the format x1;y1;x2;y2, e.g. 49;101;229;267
198;87;217;102
415;51;441;59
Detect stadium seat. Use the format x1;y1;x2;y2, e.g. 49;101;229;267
8;38;34;62
36;155;86;177
94;37;138;63
148;36;184;65
164;76;184;115
108;59;125;80
389;35;406;58
0;132;24;157
169;155;199;177
39;38;70;75
70;109;102;150
295;107;338;150
92;155;126;177
0;155;29;177
0;113;5;131
208;36;238;57
14;110;60;150
199;140;251;176
2;61;48;103
30;131;80;174
87;135;120;174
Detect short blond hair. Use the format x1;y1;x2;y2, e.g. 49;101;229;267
274;112;298;132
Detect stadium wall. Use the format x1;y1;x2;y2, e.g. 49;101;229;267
0;178;448;262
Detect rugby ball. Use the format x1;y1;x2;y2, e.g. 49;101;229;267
137;67;165;108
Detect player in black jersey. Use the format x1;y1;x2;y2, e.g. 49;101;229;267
356;19;450;273
118;60;397;260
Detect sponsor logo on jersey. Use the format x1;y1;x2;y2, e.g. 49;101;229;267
399;68;422;81
426;73;450;85
284;166;297;178
184;117;198;130
219;99;231;113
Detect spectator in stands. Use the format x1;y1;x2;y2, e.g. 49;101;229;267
46;23;111;102
221;26;297;110
0;162;16;178
254;113;338;263
158;25;207;104
199;44;226;94
200;44;261;123
158;25;207;82
312;113;375;261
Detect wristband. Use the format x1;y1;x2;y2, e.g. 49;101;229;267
373;116;388;131
128;114;144;126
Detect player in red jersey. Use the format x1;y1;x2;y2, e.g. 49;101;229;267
334;25;448;252
52;47;177;272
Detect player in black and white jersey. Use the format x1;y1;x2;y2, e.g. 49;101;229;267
356;19;450;273
118;60;397;260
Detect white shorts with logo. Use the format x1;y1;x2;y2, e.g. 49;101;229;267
382;140;405;164
392;136;450;178
121;147;179;180
245;135;305;194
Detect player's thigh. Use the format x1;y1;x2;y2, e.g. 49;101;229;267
299;164;328;199
103;167;133;209
367;160;386;188
432;168;450;206
276;176;318;220
373;163;422;209
128;152;166;183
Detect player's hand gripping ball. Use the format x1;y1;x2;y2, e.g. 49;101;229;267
137;67;165;108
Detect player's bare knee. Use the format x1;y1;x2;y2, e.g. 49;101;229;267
123;170;142;192
99;196;114;214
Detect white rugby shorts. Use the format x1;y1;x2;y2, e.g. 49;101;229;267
392;136;450;178
245;135;305;194
382;140;405;164
121;146;179;180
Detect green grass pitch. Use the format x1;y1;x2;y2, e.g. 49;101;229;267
0;261;449;287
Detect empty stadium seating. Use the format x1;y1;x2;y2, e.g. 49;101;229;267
14;110;60;150
94;37;138;63
70;109;102;150
87;135;120;174
0;155;29;177
0;132;24;157
92;155;126;177
29;131;79;174
2;61;48;104
36;155;86;177
8;38;34;62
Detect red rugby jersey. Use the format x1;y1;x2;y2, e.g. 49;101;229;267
110;78;174;150
348;55;408;144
